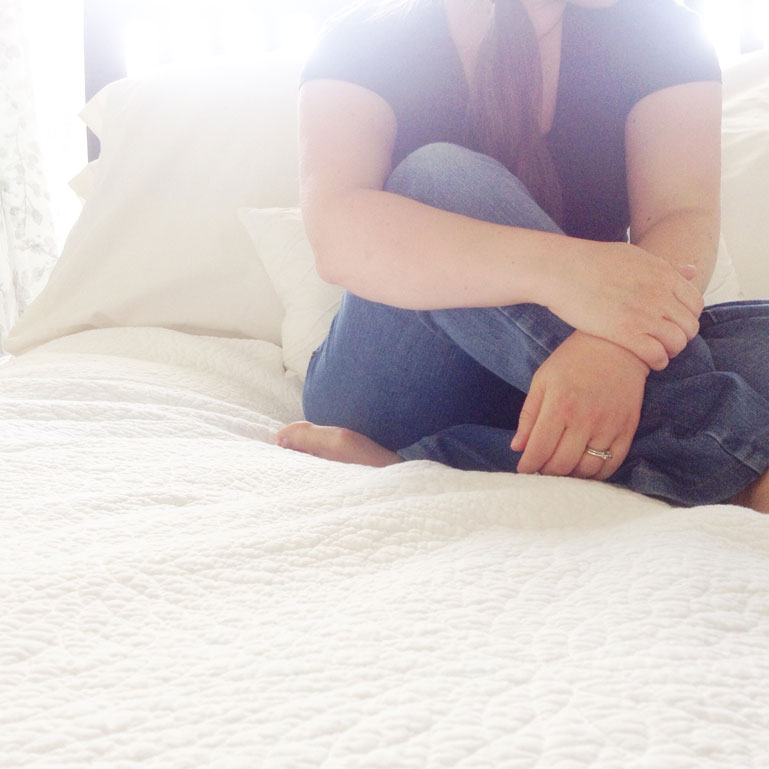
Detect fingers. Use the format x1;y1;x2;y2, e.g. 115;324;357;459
628;315;699;371
666;301;701;342
612;258;703;369
631;308;700;371
629;334;670;372
571;434;624;480
674;263;697;281
652;318;690;359
673;274;706;320
669;266;705;343
570;451;609;480
512;332;645;479
669;266;704;342
510;385;544;454
539;426;591;477
516;398;566;475
517;406;636;480
521;419;632;480
591;429;634;482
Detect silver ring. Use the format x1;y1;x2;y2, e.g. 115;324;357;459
585;447;613;461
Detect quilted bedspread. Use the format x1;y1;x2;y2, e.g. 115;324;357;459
1;328;768;768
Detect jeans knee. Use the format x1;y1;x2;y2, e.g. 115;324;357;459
385;143;507;201
383;142;557;232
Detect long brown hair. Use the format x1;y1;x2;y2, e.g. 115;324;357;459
335;0;563;221
468;0;562;222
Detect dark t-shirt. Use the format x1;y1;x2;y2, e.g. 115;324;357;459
300;0;721;242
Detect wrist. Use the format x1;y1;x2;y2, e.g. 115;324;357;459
525;232;600;308
532;235;627;311
569;330;651;378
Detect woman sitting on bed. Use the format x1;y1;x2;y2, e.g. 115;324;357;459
276;0;769;512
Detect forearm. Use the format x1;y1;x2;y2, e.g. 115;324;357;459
306;188;596;311
631;207;719;296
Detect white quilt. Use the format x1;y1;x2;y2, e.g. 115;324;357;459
2;328;768;768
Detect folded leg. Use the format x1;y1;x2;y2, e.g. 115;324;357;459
303;142;769;506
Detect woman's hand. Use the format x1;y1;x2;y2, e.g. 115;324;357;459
545;241;703;371
510;331;648;480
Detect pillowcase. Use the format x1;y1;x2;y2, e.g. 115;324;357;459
721;50;769;300
238;207;343;379
6;56;305;356
704;234;743;306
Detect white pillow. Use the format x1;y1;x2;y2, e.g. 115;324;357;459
721;50;769;300
704;234;744;306
238;207;343;379
6;56;304;356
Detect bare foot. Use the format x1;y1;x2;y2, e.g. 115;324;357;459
730;470;769;514
275;421;404;468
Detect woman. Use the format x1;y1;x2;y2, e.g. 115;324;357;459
276;0;769;512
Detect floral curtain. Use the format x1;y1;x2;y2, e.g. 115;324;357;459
0;0;58;353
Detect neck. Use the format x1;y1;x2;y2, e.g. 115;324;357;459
517;0;567;38
445;1;566;43
444;0;494;64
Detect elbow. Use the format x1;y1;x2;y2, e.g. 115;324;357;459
303;220;344;286
302;201;352;287
314;251;341;285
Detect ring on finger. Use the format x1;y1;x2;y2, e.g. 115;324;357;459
585;446;613;461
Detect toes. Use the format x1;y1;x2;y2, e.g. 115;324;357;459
275;421;313;450
276;421;347;459
275;422;402;468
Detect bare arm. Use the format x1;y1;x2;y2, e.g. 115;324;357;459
300;79;583;311
626;81;722;295
300;79;703;370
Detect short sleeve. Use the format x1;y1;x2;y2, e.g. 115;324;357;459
300;11;409;109
617;0;722;108
298;5;470;170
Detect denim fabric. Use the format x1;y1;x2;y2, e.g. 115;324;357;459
303;142;769;506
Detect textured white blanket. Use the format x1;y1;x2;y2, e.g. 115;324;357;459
1;328;768;768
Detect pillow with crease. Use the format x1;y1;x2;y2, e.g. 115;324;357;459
6;57;304;356
238;207;344;380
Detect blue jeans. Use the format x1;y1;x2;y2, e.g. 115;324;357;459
303;143;769;506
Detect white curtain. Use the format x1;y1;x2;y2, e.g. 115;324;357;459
0;0;58;352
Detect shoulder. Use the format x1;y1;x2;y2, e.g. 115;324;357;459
579;0;710;46
569;1;717;64
607;0;716;54
591;0;721;106
300;1;451;120
301;2;441;87
612;0;700;21
617;0;712;44
301;8;395;81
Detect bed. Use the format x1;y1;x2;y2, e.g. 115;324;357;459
2;35;769;769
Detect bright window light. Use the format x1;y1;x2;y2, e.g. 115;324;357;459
168;16;213;66
125;21;163;78
278;12;319;57
701;0;769;67
751;2;769;46
218;10;268;62
124;5;319;78
22;0;86;249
